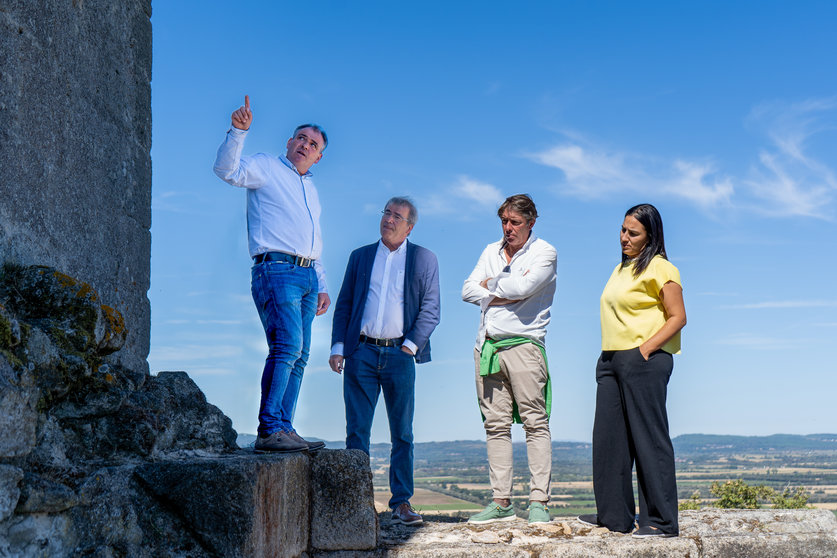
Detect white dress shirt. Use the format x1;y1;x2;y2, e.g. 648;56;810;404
331;239;418;356
213;127;327;293
462;234;557;349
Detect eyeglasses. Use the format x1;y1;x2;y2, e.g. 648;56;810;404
381;210;408;224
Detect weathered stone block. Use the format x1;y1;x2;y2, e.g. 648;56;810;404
364;510;837;557
0;513;76;558
311;449;378;551
136;453;311;558
24;416;71;471
133;370;238;455
538;538;699;557
0;465;24;522
680;508;837;557
0;0;152;374
15;472;79;514
698;536;837;558
71;464;203;558
0;356;38;458
81;473;141;548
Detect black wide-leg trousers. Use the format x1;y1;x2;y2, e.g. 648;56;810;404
592;348;679;534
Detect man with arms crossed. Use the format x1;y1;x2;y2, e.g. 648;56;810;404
462;194;557;524
213;95;330;453
329;197;440;526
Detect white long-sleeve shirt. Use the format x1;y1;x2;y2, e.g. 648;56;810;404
330;239;419;356
213;127;327;293
462;234;557;349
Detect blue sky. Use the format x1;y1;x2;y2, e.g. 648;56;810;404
150;1;837;443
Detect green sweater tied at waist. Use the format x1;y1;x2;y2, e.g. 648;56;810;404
478;336;551;424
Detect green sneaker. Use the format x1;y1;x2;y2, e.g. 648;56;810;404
528;502;550;524
468;502;516;524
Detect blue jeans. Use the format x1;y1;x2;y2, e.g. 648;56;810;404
251;260;317;436
344;342;416;509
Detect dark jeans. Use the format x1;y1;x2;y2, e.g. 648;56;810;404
592;347;679;534
251;260;317;436
343;342;416;509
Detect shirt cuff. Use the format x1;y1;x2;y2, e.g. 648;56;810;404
228;126;248;137
402;339;418;355
486;276;500;293
330;342;344;357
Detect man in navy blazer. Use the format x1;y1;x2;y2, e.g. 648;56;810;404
329;197;440;526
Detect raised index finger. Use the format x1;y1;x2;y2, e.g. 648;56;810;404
244;95;250;110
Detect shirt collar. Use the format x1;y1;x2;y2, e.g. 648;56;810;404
378;238;409;255
279;154;313;177
499;233;537;258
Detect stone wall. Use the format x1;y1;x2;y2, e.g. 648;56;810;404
0;0;152;373
0;265;379;557
0;5;386;556
370;509;837;558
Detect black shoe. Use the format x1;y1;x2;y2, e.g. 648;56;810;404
632;525;678;538
577;514;601;527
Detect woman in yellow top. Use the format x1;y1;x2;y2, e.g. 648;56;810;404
579;203;686;538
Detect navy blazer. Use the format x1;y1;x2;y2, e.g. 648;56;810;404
331;240;441;363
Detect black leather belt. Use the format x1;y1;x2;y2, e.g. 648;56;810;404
253;251;314;268
359;334;402;347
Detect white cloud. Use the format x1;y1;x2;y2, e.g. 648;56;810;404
422;175;504;216
744;98;837;219
529;141;733;208
530;97;837;218
530;144;628;198
451;175;503;206
666;160;734;206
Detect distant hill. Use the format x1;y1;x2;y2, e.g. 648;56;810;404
672;434;837;453
236;433;837;455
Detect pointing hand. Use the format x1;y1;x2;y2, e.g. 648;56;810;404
231;95;253;130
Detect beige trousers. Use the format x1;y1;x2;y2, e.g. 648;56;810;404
474;343;551;502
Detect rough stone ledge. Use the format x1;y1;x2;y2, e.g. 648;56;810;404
132;448;377;557
0;448;378;557
312;509;837;558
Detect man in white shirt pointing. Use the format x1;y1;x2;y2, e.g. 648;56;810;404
213;95;330;453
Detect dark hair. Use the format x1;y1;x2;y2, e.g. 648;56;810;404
497;194;538;223
621;203;667;277
294;124;328;150
386;196;418;225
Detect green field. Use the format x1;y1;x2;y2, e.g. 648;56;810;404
367;435;837;516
